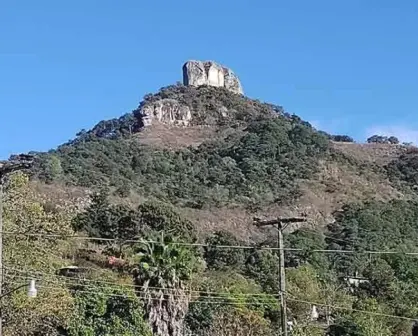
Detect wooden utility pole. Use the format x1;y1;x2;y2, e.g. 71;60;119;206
254;216;307;336
0;154;34;336
413;321;418;336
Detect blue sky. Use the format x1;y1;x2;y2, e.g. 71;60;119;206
2;0;418;158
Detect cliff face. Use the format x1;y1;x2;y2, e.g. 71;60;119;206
183;60;243;95
140;99;192;127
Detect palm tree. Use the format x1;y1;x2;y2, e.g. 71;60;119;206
132;234;201;336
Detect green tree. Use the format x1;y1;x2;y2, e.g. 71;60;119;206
186;271;278;336
286;265;323;319
204;231;246;271
74;189;141;255
361;258;396;297
132;234;203;336
292;325;324;336
204;307;274;336
138;200;197;242
285;229;330;272
2;173;74;335
245;248;279;293
42;155;64;183
67;285;151;336
329;299;392;336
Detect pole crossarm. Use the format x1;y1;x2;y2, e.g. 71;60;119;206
253;216;307;227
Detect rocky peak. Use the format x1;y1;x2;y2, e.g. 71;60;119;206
183;60;243;95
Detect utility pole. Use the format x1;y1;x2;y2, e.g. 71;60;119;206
0;154;34;336
254;216;307;336
413;321;418;336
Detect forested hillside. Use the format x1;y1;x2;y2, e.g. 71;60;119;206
4;84;418;335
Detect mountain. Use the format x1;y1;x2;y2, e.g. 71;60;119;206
5;80;418;335
32;83;410;239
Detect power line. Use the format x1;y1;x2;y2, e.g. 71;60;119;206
5;267;279;298
0;231;298;250
298;226;405;248
286;297;416;322
13;279;272;304
3;279;274;307
297;228;356;245
3;231;418;256
4;277;417;323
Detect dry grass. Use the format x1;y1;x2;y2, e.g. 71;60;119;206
179;157;407;241
134;123;216;149
134;122;245;149
286;159;403;225
30;180;91;213
331;142;407;166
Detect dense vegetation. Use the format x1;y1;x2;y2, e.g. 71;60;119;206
33;85;330;208
136;84;285;126
4;85;418;335
330;134;355;143
367;134;400;145
387;147;418;187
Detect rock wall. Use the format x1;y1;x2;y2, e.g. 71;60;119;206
140;99;192;127
183;60;243;94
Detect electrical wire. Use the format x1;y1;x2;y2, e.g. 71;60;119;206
0;231;299;250
286;297;416;322
297;228;356;245
4;277;417;323
4;279;273;307
4;231;418;256
298;226;408;249
5;267;279;298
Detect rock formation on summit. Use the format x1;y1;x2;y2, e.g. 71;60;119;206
183;60;243;95
137;61;244;127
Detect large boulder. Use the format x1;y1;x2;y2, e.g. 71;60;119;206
182;60;243;94
182;61;207;87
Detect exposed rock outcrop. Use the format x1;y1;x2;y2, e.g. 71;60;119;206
223;67;243;95
140;99;192;127
183;60;243;94
138;63;245;127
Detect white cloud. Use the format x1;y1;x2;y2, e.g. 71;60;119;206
365;125;418;144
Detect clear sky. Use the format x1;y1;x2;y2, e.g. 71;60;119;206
2;0;418;158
